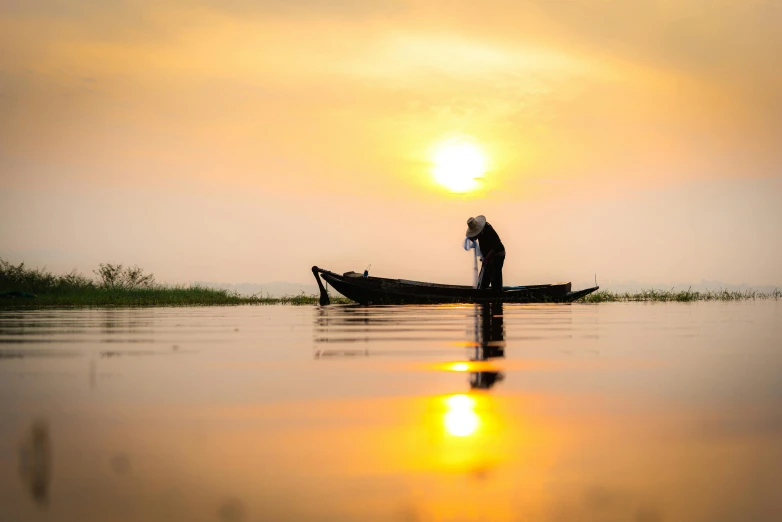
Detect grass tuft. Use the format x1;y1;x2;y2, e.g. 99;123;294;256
580;287;781;303
0;258;349;308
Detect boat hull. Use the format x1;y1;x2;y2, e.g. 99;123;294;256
312;267;598;305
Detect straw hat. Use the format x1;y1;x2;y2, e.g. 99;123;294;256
466;215;486;238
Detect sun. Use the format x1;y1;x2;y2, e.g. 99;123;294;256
431;136;487;193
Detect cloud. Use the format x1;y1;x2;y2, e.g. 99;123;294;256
1;0;780;194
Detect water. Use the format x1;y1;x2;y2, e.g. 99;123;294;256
1;302;781;522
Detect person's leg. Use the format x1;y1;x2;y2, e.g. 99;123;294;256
491;255;504;291
478;259;495;289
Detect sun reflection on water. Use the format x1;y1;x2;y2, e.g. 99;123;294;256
449;362;470;372
443;394;480;437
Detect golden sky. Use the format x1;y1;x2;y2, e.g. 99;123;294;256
1;0;781;286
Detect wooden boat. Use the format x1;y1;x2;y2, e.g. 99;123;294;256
312;266;598;305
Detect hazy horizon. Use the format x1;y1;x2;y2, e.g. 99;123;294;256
2;1;781;288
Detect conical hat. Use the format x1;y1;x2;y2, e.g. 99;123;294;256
466;215;486;238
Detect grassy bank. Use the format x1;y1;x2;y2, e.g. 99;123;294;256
2;259;778;308
0;258;347;308
581;288;781;303
0;288;333;308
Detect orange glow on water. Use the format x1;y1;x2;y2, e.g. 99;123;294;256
443;394;479;437
436;361;499;373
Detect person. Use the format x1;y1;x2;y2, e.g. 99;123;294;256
466;215;505;290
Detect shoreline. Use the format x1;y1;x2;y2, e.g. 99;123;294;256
0;258;349;309
2;258;778;309
582;289;781;303
0;291;353;309
1;289;779;309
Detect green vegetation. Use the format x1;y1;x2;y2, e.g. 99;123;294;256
2;259;778;308
0;259;346;308
580;288;782;303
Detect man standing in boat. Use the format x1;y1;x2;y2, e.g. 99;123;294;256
466;215;506;291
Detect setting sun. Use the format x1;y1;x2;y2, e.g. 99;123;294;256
432;137;487;193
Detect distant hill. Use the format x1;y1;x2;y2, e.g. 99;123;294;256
193;281;319;298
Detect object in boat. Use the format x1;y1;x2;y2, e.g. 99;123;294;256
311;266;598;305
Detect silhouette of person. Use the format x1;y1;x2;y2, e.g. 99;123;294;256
466;215;506;291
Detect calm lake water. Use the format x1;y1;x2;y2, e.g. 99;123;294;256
1;302;781;522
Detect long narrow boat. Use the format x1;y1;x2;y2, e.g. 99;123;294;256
312;266;598;305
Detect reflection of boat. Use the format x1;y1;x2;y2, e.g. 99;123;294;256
312;266;598;305
312;302;508;392
470;303;505;390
